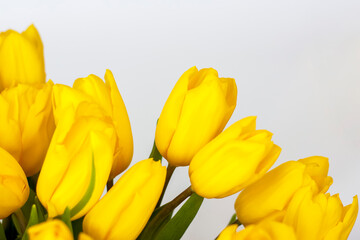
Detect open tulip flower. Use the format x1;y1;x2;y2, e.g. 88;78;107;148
0;24;358;240
283;187;358;240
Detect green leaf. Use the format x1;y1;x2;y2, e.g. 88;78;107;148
70;154;96;218
21;205;39;240
0;222;7;240
149;140;162;161
154;193;204;240
60;208;73;234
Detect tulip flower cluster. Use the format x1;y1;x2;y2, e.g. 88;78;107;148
0;24;358;240
225;157;358;240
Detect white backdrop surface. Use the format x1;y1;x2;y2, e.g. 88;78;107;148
1;0;359;239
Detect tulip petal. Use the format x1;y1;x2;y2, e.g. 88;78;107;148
70;154;96;218
167;72;235;166
155;66;198;160
83;159;166;240
235;161;306;225
0;25;45;90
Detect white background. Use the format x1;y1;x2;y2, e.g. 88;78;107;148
1;0;359;239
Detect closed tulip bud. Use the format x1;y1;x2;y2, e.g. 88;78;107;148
0;81;54;176
37;102;117;220
83;158;166;240
283;186;358;240
155;67;237;166
217;221;296;240
0;25;45;91
52;69;133;178
235;156;333;225
27;219;73;240
0;147;29;219
189;116;281;198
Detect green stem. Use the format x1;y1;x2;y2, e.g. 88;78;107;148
156;164;176;208
147;186;193;232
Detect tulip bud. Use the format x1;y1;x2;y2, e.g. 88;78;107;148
0;25;45;91
83;158;166;240
52;69;133;179
283;186;358;240
27;219;73;240
0;81;54;176
155;67;237;166
0;147;29;219
189;116;281;198
37;102;117;220
235;156;333;225
217;221;297;240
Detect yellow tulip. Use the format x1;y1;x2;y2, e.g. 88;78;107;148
283;186;358;240
0;147;29;219
189;116;281;198
0;25;45;91
235;156;333;225
83;158;166;240
37;102;117;220
27;219;73;240
52;69;133;178
217;221;297;240
0;81;54;176
78;233;94;240
217;224;239;240
155;67;237;166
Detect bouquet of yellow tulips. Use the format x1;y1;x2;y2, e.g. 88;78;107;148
0;25;358;240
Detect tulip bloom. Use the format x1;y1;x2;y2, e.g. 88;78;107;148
52;69;133;178
0;147;29;219
155;67;237;166
37;102;117;220
283;187;358;240
235;156;333;225
218;221;297;240
189;116;281;198
0;81;54;176
27;219;73;240
0;25;45;91
83;159;166;240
